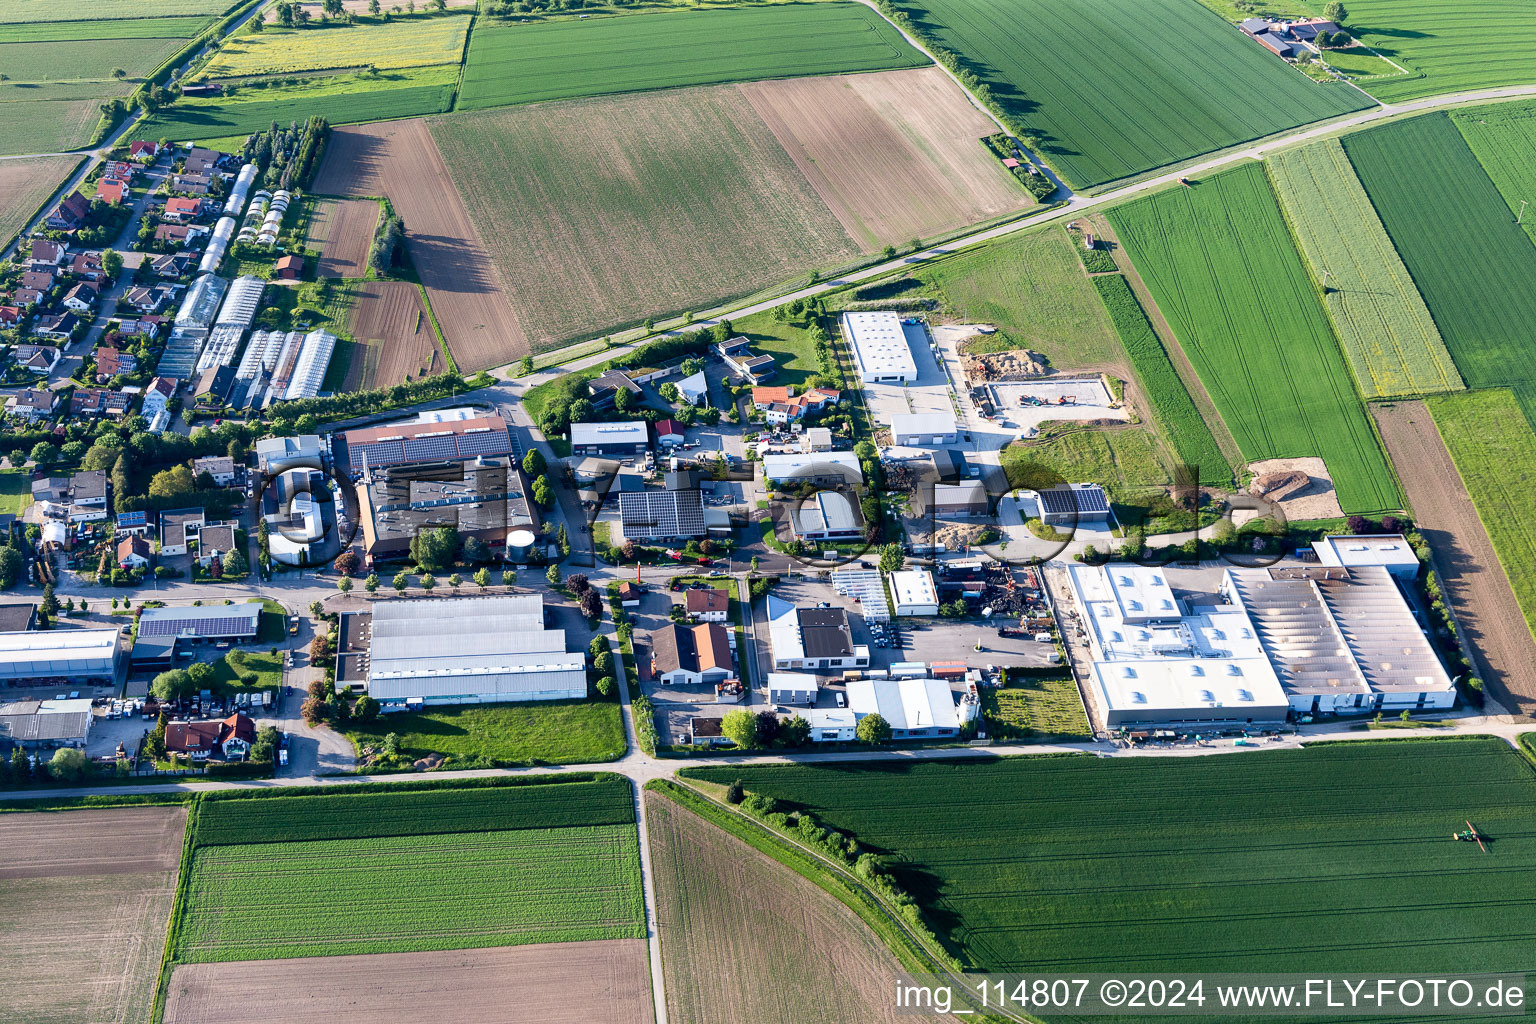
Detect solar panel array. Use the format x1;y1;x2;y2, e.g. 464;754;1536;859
1039;485;1109;516
457;429;509;458
137;609;259;638
619;489;705;538
348;424;513;470
353;440;405;468
402;435;459;462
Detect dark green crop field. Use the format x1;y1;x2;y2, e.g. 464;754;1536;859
692;740;1536;1004
458;3;928;112
887;0;1371;189
1344;112;1536;395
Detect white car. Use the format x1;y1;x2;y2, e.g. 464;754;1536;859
1034;632;1053;644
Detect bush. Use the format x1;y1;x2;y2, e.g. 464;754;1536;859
726;779;745;804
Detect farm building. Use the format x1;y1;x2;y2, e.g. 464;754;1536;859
790;490;864;542
570;420;649;456
685;588;729;623
130;603;261;669
921;480;991;519
655;419;686;446
890;569;939;616
767;596;869;671
587;369;641;409
890;411;957;446
0;697;94;751
341;411;517;474
649;622;734;686
618;489;705;542
1310;534;1420;579
848;678;969;738
0;631;119;686
841;311;917;383
760;451;863;488
768;672;819;707
357;456;537;566
1038;483;1111;527
336;596;584;709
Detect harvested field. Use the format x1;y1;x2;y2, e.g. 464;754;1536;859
2;806;187;1024
308;197;378;279
312;119;528;370
0;154;79;249
738;67;1028;248
1375;399;1536;716
647;791;923;1024
163;940;654;1024
427;85;857;356
344;280;439;389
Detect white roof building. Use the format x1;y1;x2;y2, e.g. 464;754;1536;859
848;678;966;736
256;434;324;474
677;370;708;406
0;628;120;683
283;330;336;400
841;311;917;383
214;274;264;328
1311;534;1420;579
890;569;939;616
570;420;649;451
768;672;819;706
760;450;863;485
804;707;857;742
890;411;958;445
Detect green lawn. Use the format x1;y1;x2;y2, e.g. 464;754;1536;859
457;3;927;111
728;313;823;390
1267;138;1461;398
980;675;1090;740
0;470;34;515
1452;100;1536;247
1001;425;1171;501
1343;113;1536;399
209;649;282;693
342;699;626;767
1319;47;1406;80
916;226;1125;371
1108;162;1400;513
887;0;1371;189
690;740;1536;986
1428;389;1536;644
1324;0;1536;102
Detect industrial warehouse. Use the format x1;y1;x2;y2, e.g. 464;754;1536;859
336;596;585;710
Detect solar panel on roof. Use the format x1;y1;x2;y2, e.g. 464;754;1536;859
355;440;405;467
402;435;459;461
454;429;511;457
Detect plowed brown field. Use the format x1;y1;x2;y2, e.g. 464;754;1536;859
163;940;654;1024
307;197;378;279
0;155;79;249
344;280;440;389
312;119;528;371
648;791;949;1024
1374;401;1536;715
739;68;1029;249
3;806;187;1024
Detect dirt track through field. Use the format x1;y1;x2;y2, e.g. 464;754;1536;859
1374;401;1536;715
163;940;654;1024
308;197;378;279
740;68;1029;249
345;280;439;390
312;119;528;371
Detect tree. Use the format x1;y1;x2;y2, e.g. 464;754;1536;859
409;525;458;569
301;697;325;725
473;568;490;590
224;547;248;576
568;573;591;595
251;725;279;762
518;354;534;376
594;650;614;676
448;572;462;589
333;550;360;576
208;555;224;579
522;448;546;477
102;249;123;279
726;779;745;803
463;536;491;564
276;0;294;24
49;747;89;781
781;714;811;747
337;576;353;594
29;441;58;466
354;695;380;721
531;475;554;510
1323;0;1346;22
382;732;401;756
365;572;380;594
856;712;891;745
580;589;602;619
11;746;29;782
613;388;636;414
151;669;195;701
148;464;194;499
755;710;780;746
39;583;57;617
878;542;905;574
323;0;344;15
111;67;128;80
145;714;167;760
501;570;514;587
393;571;409;595
546;563;562;587
310;600;326;621
720;709;759;749
419;573;436;591
595;675;615;697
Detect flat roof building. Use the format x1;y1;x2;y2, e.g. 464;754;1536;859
767;596;869;671
0;630;119;685
841;311;917;383
0;697;93;750
343;414;516;473
357;456;536;566
890;411;958;447
760;451;863;487
340;595;585;709
619;489;705;542
570;420;648;456
768;672;819;707
790;490;864;541
890;569;939;616
131;603;261;668
1311;534;1420;579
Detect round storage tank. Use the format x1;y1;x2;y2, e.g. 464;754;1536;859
506;529;537;563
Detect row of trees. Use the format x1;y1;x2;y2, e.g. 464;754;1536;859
717;708;891;749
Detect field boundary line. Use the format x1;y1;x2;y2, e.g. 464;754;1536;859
149;793;203;1024
413;280;459;375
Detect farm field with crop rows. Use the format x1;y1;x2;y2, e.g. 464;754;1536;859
1344;113;1536;398
1267;139;1461;398
1108;163;1399;513
691;740;1536;983
457;3;926;111
202;11;469;79
0;0;229;20
1322;0;1536;102
193;775;633;846
428;85;859;353
175;823;646;962
137;65;456;143
886;0;1371;189
0;36;187;83
0;92;106;155
0;155;80;249
0;16;212;41
1091;274;1231;484
1428;389;1536;644
1451;100;1536;245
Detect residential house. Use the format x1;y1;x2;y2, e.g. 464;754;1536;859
62;282;98;313
171;173;211;195
117;317;164;339
129;140;163;162
71;388;131;418
194;365;235;409
164;715;257;760
11;344;57;373
13;288;44;307
685;587;729;623
96;178;127;205
158;507;205;556
70;470;108;508
150;252;194;278
32;312;79;341
588;369;641;409
752;386;840;425
116;534;151;570
104;160;134;183
94;346;136;380
218;713;257;760
802;426;833;452
0;306;17;327
688;716;728;747
141;376;177;421
21;269;55;293
45;192;90;231
650;622;734;686
717;335;775;384
183;147;220;176
163;197;203;223
155;223;192;245
195;522;237;567
70;251;105;281
29;239;66;266
6;388;58;422
676;370;708;407
618;582;643;608
192;456;236;487
274;254;303;280
123;284;172;313
654;418;685;446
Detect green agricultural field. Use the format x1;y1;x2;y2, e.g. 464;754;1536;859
0;155;79;250
175;824;645;961
0;94;100;156
203;12;470;78
340;698;627;769
193;775;633;846
1108;163;1399;513
1267;139;1461;398
916;226;1124;370
1452;100;1536;245
1428;389;1536;641
0;16;211;42
1322;0;1536;102
1001;426;1172;502
691;740;1536;986
136;65;456;143
1091;275;1231;484
1318;47;1406;81
1344;113;1536;398
457;3;926;111
0;0;229;20
0;36;185;84
886;0;1371;189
